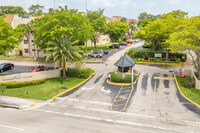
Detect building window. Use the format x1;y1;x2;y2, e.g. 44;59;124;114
24;40;28;44
32;49;36;51
25;49;28;53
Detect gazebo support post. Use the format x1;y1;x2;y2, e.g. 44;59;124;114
131;66;134;89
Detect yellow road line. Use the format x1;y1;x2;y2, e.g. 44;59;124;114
119;94;130;97
120;90;131;93
174;74;200;109
136;62;186;66
115;98;127;102
154;77;174;80
111;103;126;107
31;102;39;107
51;71;96;100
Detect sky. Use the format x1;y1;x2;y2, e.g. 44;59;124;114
0;0;199;19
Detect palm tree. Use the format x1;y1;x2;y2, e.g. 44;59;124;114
45;36;83;79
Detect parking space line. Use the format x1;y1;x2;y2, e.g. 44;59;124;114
115;98;127;102
120;90;131;93
112;103;126;107
119;94;130;97
0;124;24;131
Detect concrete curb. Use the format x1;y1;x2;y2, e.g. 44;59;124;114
174;74;200;109
136;61;186;66
51;71;96;100
106;72;140;86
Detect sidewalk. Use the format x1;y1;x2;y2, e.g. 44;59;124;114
0;95;51;109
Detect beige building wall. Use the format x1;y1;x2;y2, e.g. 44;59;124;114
183;69;200;90
0;69;61;83
8;15;44;58
85;34;111;48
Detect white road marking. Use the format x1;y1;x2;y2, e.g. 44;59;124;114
37;109;182;132
64;98;112;106
101;87;111;94
0;124;24;131
75;106;156;119
81;86;95;91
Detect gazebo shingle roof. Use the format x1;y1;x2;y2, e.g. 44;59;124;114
114;54;136;67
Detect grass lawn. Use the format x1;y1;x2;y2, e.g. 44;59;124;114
176;76;200;106
81;42;118;53
0;74;8;76
134;58;184;65
0;78;85;101
0;55;44;62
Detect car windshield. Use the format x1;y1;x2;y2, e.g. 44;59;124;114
0;64;4;69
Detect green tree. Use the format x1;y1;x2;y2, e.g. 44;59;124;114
28;4;44;16
105;21;130;48
0;15;23;55
45;36;83;79
120;17;127;23
86;9;106;49
135;10;188;60
33;6;94;50
0;6;27;16
167;17;200;76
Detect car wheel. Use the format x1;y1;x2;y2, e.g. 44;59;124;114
1;70;3;73
11;66;14;69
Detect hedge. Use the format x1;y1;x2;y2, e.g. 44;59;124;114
3;79;46;88
108;72;137;83
126;48;187;62
61;68;95;79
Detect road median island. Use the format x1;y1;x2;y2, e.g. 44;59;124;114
107;72;139;86
51;71;96;100
174;74;200;109
136;61;186;66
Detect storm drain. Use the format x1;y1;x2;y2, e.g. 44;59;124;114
110;86;133;112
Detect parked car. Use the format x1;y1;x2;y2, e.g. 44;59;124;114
124;40;133;44
29;65;45;72
109;44;120;48
119;42;128;46
0;63;14;73
88;51;103;58
96;49;109;55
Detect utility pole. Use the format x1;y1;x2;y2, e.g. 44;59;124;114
54;0;55;10
85;0;87;11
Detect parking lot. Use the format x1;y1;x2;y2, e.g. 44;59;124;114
1;65;56;74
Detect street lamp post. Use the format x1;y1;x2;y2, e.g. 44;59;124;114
131;66;134;89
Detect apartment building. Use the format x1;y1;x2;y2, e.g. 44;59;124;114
4;14;44;58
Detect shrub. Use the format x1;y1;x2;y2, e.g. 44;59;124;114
61;68;95;79
181;76;195;88
143;53;149;60
4;79;46;88
126;49;187;62
108;72;137;83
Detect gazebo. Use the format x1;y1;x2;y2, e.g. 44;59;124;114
114;54;136;77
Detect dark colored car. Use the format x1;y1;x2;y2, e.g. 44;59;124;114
96;50;109;55
29;65;45;72
109;44;120;48
125;40;133;44
119;42;128;46
0;63;14;73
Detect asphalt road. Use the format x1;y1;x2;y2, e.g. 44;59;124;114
0;41;200;133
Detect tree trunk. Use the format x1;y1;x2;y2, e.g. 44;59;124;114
196;50;200;78
166;49;169;61
62;61;67;79
28;31;32;57
85;42;87;53
94;40;96;50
